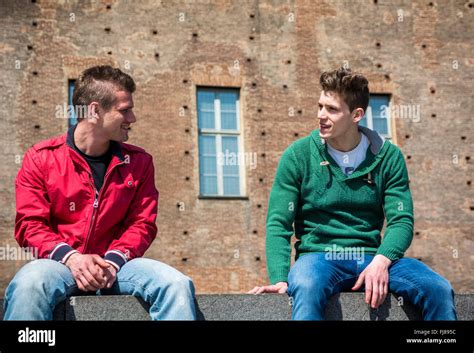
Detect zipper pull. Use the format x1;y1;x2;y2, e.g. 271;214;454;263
93;190;99;208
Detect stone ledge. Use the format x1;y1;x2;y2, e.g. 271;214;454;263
1;293;472;320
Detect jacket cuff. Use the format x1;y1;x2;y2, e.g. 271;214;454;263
49;243;78;264
104;250;128;271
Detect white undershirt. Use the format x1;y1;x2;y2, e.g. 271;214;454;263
326;133;370;176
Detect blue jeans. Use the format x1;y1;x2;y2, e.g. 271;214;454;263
287;253;457;320
3;258;197;320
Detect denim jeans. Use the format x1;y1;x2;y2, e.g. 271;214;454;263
3;258;197;320
287;253;457;320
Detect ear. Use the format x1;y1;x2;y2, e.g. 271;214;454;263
87;102;101;122
352;108;365;123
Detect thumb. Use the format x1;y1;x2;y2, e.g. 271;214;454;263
352;272;365;291
92;255;110;269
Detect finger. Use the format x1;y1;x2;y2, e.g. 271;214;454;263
379;283;387;307
77;274;97;292
82;269;104;289
371;285;379;308
365;281;372;305
92;255;112;269
247;286;260;294
87;264;107;286
352;272;365;291
256;286;267;294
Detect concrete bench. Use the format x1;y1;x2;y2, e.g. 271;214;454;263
1;293;472;320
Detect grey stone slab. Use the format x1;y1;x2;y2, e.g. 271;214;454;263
195;294;292;321
455;294;474;321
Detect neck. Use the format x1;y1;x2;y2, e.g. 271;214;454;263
327;127;361;152
74;122;110;157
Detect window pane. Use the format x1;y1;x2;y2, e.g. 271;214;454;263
199;135;217;195
223;176;240;195
367;95;390;136
68;80;78;127
197;91;215;129
221;136;239;176
373;118;388;134
219;91;237;130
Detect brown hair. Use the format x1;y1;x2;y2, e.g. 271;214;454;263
319;67;369;112
73;65;136;121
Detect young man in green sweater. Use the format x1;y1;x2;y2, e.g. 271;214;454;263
249;67;456;320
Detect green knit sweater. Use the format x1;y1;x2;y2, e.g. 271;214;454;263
266;127;414;284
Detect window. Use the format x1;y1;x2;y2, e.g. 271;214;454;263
359;94;391;139
68;80;78;127
197;88;244;197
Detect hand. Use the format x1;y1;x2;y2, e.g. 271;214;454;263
102;264;117;289
65;253;110;292
352;254;392;309
248;282;288;294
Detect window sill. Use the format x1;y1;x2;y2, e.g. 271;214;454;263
198;195;249;200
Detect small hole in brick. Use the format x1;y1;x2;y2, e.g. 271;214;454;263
31;0;36;3
185;129;190;133
27;45;33;50
431;113;436;118
430;88;436;94
429;2;434;6
246;58;252;62
32;71;38;76
467;181;472;186
32;100;37;105
261;131;266;136
192;32;198;38
182;257;188;262
466;156;471;161
184;151;190;155
152;30;158;35
405;135;410;139
283;84;288;89
257;108;262;113
373;0;378;3
255;256;261;261
384;74;390;80
249;14;255;18
415;231;420;236
375;42;381;48
257;204;262;208
261;153;266;158
249;36;255;40
297;110;302;114
106;4;111;9
182;79;188;84
286;60;292;64
183;231;188;235
32;21;37;27
107;51;112;55
294;133;299;137
34;124;40;129
251;82;257;88
183;105;188;110
155;53;160;59
176;203;181;208
259;178;264;183
407;155;412;160
469;3;473;8
422;44;427;49
470;206;474;211
461;136;466;140
253;230;258;234
185;176;190;181
376;63;382;68
104;27;111;32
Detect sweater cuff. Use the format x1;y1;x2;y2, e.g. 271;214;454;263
269;269;290;285
375;246;402;262
104;250;128;271
49;243;78;264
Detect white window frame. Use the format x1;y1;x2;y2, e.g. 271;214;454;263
364;95;392;140
198;88;245;197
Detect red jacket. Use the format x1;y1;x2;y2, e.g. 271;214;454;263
15;127;159;270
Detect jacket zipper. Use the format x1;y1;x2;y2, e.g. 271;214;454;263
82;161;125;253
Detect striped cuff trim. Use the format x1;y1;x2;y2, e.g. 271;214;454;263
49;243;76;262
104;250;127;270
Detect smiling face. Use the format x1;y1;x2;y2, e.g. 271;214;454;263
317;90;363;141
99;90;136;142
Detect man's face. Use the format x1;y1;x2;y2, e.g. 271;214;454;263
100;90;136;142
317;90;354;140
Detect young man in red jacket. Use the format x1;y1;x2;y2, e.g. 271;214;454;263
4;65;196;320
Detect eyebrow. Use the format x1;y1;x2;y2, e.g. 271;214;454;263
318;102;339;110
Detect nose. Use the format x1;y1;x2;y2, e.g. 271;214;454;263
126;111;136;124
